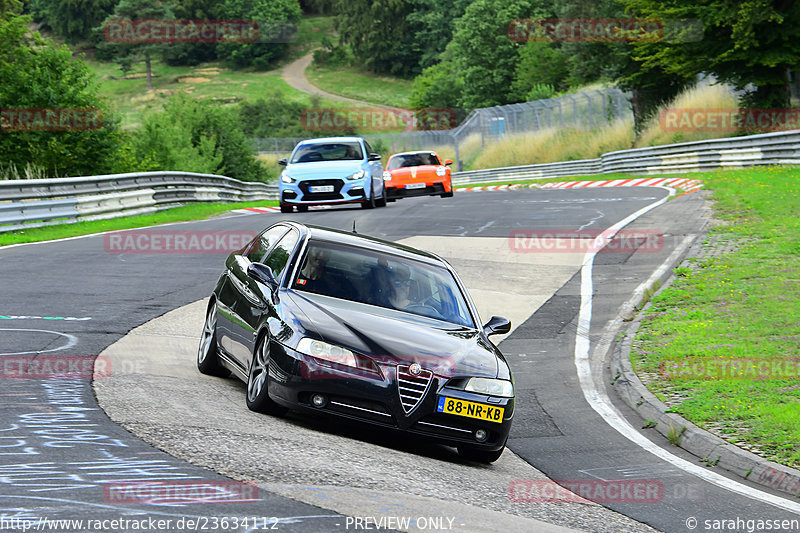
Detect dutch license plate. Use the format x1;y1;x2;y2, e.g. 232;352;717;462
405;182;426;190
437;397;504;423
310;185;334;193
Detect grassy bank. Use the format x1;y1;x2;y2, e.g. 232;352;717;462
0;201;277;247
88;60;346;129
631;166;800;467
306;64;414;108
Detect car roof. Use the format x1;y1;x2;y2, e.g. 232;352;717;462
296;137;364;144
388;150;437;158
284;222;444;265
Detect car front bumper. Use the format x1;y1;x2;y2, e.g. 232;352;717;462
268;341;514;450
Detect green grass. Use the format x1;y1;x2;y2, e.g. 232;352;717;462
88;59;346;129
0;201;277;247
306;64;414;109
287;15;337;60
631;166;800;467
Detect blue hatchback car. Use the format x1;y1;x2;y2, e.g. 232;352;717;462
278;137;387;213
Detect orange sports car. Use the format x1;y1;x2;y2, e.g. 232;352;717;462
383;151;454;201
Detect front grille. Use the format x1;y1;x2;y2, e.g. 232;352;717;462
397;365;433;414
387;184;445;198
298;179;345;201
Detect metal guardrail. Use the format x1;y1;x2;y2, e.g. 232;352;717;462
0;171;277;232
3;130;798;232
452;129;800;185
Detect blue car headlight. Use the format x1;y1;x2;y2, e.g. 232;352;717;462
346;169;366;181
281;171;296;184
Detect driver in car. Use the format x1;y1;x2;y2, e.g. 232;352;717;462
388;264;414;310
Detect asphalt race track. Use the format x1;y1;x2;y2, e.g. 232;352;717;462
1;187;798;532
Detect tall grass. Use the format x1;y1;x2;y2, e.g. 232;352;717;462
636;84;739;147
468;118;634;170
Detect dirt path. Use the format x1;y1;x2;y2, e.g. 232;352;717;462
281;52;408;113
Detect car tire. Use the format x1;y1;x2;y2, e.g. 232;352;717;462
246;335;288;416
457;439;507;464
280;204;293;213
197;302;229;377
376;184;387;207
361;187;376;209
297;205;309;212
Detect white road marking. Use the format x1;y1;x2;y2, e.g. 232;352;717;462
0;329;78;356
573;187;800;514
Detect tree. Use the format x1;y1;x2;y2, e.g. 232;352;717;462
31;0;117;43
216;0;301;70
409;60;464;109
553;0;692;131
619;0;800;109
134;95;270;182
97;0;176;91
448;0;536;108
0;0;22;19
1;14;127;177
406;0;471;70
162;0;224;66
334;0;420;77
511;42;569;100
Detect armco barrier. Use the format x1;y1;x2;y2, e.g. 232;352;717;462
2;130;799;232
452;129;800;185
0;171;277;232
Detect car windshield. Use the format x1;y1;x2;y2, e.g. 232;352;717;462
387;153;440;170
291;142;364;163
292;240;474;328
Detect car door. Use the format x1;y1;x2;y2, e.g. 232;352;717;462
217;225;289;369
237;228;301;372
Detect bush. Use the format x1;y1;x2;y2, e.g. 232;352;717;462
134;94;271;182
0;15;129;178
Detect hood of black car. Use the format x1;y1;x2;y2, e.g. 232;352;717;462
285;290;502;379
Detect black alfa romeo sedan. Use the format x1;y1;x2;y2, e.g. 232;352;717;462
198;222;514;462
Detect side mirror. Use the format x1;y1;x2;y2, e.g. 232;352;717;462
444;159;453;165
482;316;511;337
368;153;382;161
278;158;287;166
247;262;278;291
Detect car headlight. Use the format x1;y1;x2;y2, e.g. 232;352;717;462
280;171;295;184
346;169;366;181
465;377;514;397
436;166;446;177
296;338;357;367
383;171;392;181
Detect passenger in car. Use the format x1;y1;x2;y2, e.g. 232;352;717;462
296;245;357;300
